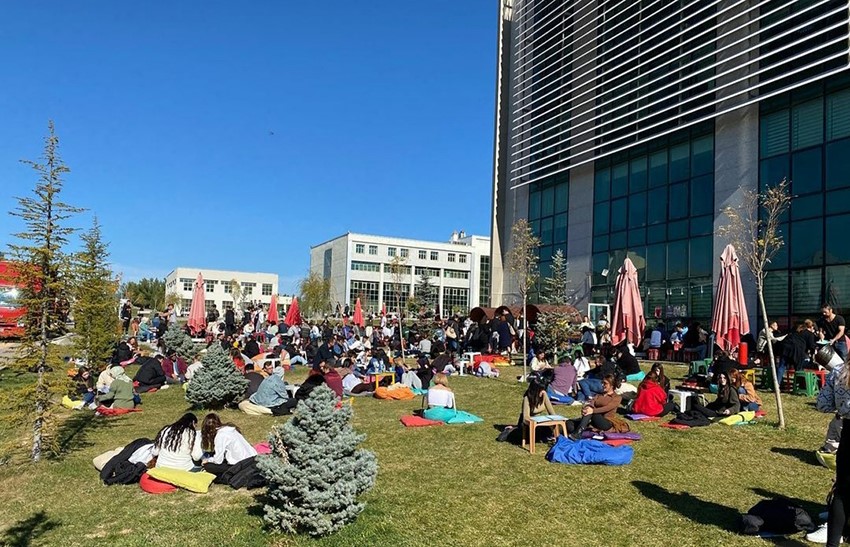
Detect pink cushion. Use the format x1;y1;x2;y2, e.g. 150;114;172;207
253;442;271;455
139;472;177;494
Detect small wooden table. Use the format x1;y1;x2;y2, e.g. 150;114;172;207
522;418;568;454
373;372;395;390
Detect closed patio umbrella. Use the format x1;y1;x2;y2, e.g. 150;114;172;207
711;244;750;352
187;272;206;336
611;258;646;347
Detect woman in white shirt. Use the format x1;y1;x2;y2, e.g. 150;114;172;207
426;373;455;408
573;349;592;381
152;413;203;471
200;413;257;476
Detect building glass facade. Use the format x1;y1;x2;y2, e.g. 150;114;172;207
760;74;850;327
527;173;569;301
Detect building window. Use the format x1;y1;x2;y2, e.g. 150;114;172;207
459;254;467;264
204;299;216;312
181;299;192;314
221;300;232;310
224;282;233;294
479;255;491;307
323;248;333;280
205;280;216;293
442;287;469;314
415;266;441;277
388;247;397;257
383;264;411;275
355;243;365;254
528;170;569;302
241;282;255;296
400;248;409;258
382;283;410;313
351;261;381;272
430;251;438;261
349;281;379;312
448;253;456;263
181;278;193;292
369;245;378;255
591;124;715;323
262;284;273;296
444;269;469;280
418;250;427;260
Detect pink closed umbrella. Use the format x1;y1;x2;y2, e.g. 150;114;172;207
711;244;750;352
285;297;302;327
353;298;365;328
187;272;206;336
268;294;279;324
611;258;646;347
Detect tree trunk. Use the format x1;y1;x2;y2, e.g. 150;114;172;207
32;299;50;462
758;282;786;429
522;294;528;382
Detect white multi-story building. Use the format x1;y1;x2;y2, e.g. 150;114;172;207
310;232;491;316
164;267;289;316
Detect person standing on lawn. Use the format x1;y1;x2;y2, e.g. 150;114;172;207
820;304;847;361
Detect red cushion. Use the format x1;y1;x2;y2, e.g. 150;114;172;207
659;422;691;430
139;472;177;494
400;415;443;428
95;406;141;416
603;439;633;447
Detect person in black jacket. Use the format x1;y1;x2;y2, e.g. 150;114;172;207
614;344;641;377
313;335;336;367
134;355;167;393
224;306;236;337
100;437;153;485
243;363;267;399
243;335;261;359
690;371;740;418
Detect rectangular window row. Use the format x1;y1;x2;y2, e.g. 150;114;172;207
351;261;381;272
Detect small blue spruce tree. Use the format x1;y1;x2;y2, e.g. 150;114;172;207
185;345;248;409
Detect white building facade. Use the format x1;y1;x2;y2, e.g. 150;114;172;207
164;267;288;316
310;232;491;316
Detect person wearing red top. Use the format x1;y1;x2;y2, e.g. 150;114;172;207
322;363;344;398
633;370;678;417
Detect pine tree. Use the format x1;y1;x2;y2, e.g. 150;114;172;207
185;345;248;409
415;271;437;314
163;323;197;360
7;121;83;462
72;218;119;366
543;249;569;305
258;385;377;537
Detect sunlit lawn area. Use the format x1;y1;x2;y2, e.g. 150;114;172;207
0;362;836;546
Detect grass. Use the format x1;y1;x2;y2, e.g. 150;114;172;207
0;362;836;547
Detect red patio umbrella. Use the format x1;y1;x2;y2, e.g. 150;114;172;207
711;244;750;352
268;294;279;324
353;298;365;328
285;297;302;327
381;302;386;316
186;272;206;336
611;258;646;347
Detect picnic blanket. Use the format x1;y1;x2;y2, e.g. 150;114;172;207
400;415;443;428
580;431;642;441
545;436;633;465
422;407;483;424
95;406;142;417
626;413;660;421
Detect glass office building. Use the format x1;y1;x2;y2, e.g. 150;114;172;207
490;0;850;328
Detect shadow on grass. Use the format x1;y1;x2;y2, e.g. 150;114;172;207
0;510;60;547
770;447;820;467
632;480;740;530
750;487;825;521
48;411;115;460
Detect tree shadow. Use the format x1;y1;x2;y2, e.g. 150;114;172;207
632;480;740;530
0;510;60;547
770;447;820;467
48;411;115;460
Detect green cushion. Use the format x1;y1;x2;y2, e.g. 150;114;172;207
146;468;216;493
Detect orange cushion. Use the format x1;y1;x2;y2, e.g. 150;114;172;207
400;415;443;427
139;472;177;494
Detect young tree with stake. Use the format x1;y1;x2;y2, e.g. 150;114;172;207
507;219;541;381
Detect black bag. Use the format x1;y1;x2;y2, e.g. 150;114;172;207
739;499;816;535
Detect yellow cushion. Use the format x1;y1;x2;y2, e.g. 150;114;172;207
146;468;216;493
718;411;756;425
816;451;837;471
62;395;84;410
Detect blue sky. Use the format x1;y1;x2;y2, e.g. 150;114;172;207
0;1;496;293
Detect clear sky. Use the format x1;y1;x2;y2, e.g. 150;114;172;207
0;1;496;293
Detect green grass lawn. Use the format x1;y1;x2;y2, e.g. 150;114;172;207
0;363;836;547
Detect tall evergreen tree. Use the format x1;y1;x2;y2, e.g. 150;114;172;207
415;271;437;314
543;249;569;305
259;385;377;537
7;121;83;462
72;218;118;366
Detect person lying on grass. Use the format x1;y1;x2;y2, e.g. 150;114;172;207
152;413;203;471
97;366;136;410
567;374;622;440
633;370;678;418
200;413;257;476
426;373;455;409
689;371;740;418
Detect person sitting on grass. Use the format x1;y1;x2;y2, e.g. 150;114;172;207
71;366;96;408
649;362;671;392
577;354;621;401
322;361;344;398
249;366;297;416
549;355;578;404
729;369;761;411
134;354;167;393
633;370;678;417
243;363;268;399
614;343;643;382
567;374;622;439
690;371;740;418
573;349;592;381
97;366;136;409
152;412;203;471
200;413;257;476
394;358;423;389
426;373;455;408
342;367;374;396
96;362;113;394
530;350;552;372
